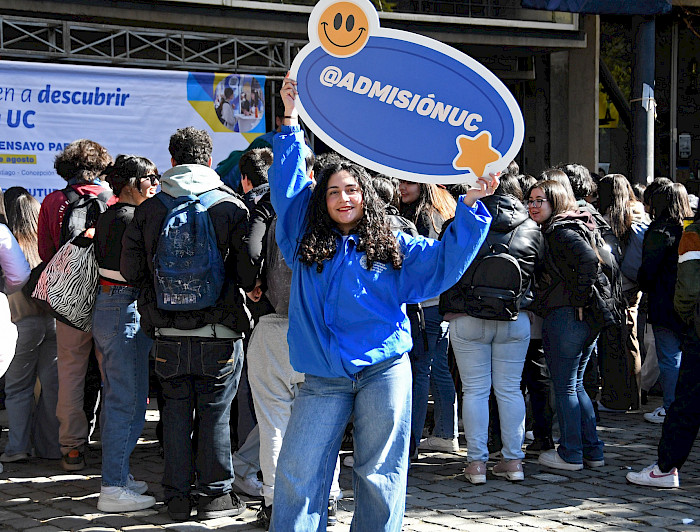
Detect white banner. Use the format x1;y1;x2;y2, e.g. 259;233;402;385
0;60;266;199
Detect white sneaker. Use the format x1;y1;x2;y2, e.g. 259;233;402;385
644;406;666;424
233;474;263;497
538;449;583;471
126;474;148;495
626;463;679;488
418;436;459;452
97;486;156;512
343;454;354;467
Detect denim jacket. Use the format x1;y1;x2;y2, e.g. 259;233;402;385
270;126;491;379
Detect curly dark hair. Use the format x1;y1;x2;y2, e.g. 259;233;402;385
54;139;113;183
298;162;403;273
169;126;213;165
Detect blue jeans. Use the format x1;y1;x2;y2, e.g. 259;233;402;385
155;336;243;500
409;305;456;449
3;314;60;459
450;313;530;463
92;286;153;487
651;324;682;410
270;354;411;532
542;307;604;464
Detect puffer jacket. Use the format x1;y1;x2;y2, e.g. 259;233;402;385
533;210;600;316
121;164;257;338
638;219;685;333
673;219;700;326
440;194;543;316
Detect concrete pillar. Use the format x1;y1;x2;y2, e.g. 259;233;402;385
567;14;599;170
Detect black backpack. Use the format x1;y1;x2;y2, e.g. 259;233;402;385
463;229;523;321
59;187;112;246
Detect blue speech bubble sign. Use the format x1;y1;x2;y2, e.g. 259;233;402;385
290;0;525;185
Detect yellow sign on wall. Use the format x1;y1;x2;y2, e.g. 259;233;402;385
599;88;619;129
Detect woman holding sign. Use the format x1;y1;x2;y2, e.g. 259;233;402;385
268;77;495;531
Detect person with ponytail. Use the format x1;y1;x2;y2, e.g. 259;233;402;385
92;155;159;512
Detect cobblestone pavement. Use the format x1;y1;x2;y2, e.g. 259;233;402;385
1;397;698;531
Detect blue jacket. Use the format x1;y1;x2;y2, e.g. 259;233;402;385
271;126;491;379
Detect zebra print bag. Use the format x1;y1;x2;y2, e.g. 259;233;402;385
32;235;99;331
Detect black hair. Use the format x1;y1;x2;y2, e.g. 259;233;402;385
643;177;672;206
103;155;157;197
494;173;523;201
371;174;395;207
298;162;403;273
516;174;537;199
313;151;347;177
169;126;213;165
632;183;646;203
239;148;273;188
559;163;595;200
224;87;234;98
445;183;471;201
649;183;693;225
505;160;520;177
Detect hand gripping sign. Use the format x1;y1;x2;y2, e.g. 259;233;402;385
290;0;525;185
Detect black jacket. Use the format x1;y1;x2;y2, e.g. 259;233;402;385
440;194;543;315
638;219;685;333
121;169;256;338
533;210;600;316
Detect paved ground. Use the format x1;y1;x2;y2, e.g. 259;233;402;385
1;397;699;532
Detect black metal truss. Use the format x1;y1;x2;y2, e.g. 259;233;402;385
0;15;306;73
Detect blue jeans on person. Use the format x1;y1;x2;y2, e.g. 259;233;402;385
651;324;683;410
542;307;604;464
3;314;60;459
450;313;530;463
155;336;243;501
270;353;411;532
92;286;153;487
409;305;456;449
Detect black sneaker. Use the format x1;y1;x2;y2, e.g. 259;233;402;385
61;448;85;471
167;495;192;521
327;498;337;526
197;492;246;520
525;436;554;454
256;504;272;530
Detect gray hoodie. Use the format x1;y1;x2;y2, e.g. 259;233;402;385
160;164;225;198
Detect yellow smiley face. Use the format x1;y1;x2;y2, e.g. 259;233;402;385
318;2;370;57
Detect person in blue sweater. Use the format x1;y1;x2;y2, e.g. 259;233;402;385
269;77;496;532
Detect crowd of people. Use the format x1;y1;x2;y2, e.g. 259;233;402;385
0;76;698;531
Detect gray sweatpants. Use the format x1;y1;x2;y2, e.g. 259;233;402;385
248;313;340;507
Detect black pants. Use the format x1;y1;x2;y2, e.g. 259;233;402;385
521;339;553;440
657;327;700;472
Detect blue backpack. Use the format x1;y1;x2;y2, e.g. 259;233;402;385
154;189;229;311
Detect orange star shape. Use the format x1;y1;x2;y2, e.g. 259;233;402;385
452;132;501;177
